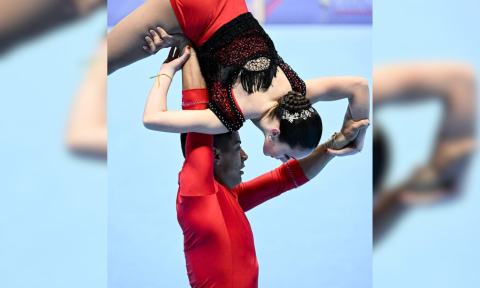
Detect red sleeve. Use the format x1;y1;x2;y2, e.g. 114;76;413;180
233;159;309;212
179;89;215;197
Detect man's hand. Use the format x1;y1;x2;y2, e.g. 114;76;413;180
326;108;370;157
143;26;192;55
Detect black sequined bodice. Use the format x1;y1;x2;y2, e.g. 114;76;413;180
197;12;306;132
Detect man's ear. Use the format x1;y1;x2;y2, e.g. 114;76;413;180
213;147;221;165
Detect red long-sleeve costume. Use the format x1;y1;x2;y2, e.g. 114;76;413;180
176;89;309;287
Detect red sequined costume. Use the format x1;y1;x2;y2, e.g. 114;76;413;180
170;0;306;131
177;89;309;287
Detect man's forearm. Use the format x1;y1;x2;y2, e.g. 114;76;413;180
182;48;207;90
297;142;335;180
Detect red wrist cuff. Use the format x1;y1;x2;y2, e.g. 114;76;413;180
182;88;209;110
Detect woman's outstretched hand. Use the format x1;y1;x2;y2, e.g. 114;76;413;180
327;107;370;156
143;26;191;55
159;46;191;75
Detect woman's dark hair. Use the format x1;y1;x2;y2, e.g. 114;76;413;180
268;91;322;150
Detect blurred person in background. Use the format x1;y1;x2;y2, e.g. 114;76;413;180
66;37;108;159
0;0;106;55
372;62;476;244
0;4;107;287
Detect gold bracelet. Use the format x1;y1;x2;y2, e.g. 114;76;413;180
149;73;173;88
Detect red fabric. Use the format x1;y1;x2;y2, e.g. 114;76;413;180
176;89;308;287
182;88;210;110
235;159;309;212
169;0;248;47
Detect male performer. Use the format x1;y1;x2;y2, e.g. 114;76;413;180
173;45;370;287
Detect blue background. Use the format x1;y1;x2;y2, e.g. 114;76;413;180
107;0;372;26
108;26;372;287
373;1;480;288
0;9;107;288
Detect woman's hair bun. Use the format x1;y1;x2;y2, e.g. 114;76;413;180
278;91;311;113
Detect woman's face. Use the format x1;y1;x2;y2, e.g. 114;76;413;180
263;138;313;163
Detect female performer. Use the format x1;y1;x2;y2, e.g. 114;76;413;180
108;0;370;160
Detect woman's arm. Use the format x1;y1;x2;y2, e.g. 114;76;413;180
305;76;370;155
304;76;370;121
66;38;107;158
373;62;476;203
142;46;228;134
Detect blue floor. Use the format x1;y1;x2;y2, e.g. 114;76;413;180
108;25;372;288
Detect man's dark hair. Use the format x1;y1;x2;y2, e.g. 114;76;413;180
181;132;234;158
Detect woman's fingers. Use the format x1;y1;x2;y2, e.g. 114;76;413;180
177;46;190;62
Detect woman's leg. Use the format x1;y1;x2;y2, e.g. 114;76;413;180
107;0;181;74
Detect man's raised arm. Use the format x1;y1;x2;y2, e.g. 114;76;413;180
178;45;216;196
235;118;370;212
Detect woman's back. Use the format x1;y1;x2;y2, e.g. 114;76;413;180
233;67;294;120
196;12;307;131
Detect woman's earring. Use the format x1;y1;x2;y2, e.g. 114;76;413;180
268;135;272;142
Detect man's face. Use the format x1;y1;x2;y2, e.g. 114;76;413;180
263;138;312;163
214;132;248;189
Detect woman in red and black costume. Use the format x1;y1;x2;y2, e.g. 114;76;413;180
110;0;370;161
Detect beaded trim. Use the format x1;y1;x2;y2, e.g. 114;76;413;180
278;58;307;96
193;13;306;132
285;163;299;188
182;101;209;107
197;12;279;91
208;83;245;132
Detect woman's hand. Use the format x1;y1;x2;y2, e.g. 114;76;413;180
159;46;191;75
143;26;192;55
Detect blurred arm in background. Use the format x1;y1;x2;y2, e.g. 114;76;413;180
373;62;477;244
66;38;107;159
0;0;106;55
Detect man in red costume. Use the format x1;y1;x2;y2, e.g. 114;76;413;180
155;44;369;287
